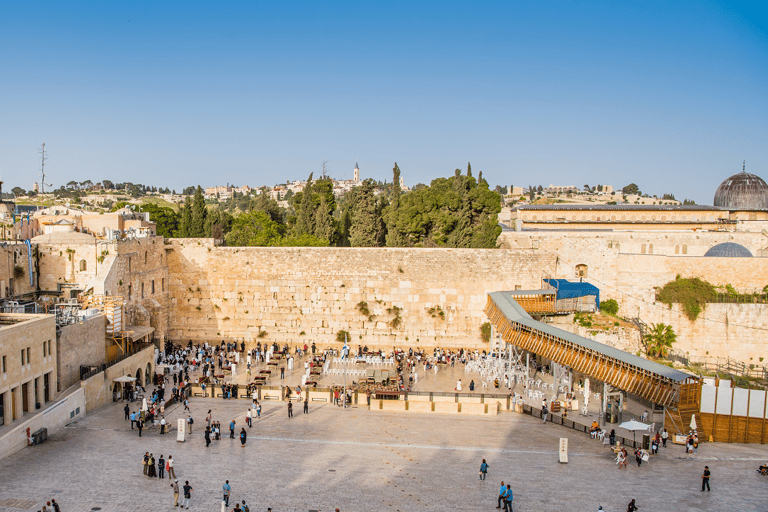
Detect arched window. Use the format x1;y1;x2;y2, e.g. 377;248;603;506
674;245;679;254
79;260;87;272
648;244;654;254
641;244;646;254
682;245;688;255
575;264;588;279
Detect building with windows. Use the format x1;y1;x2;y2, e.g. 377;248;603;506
0;313;57;428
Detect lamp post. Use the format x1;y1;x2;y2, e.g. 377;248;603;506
343;331;348;409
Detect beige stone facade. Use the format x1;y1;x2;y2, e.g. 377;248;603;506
0;314;56;428
166;240;556;348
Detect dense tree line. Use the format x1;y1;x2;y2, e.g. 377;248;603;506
153;164;501;248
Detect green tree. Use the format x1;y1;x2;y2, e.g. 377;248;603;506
102;180;114;190
385;163;407;247
224;211;285;246
599;299;619;315
622;183;640;195
386;169;500;248
189;186;207;237
313;197;337;245
139;203;179;238
11;187;25;197
178;199;192;237
349;179;384;247
275;233;330;247
643;323;677;358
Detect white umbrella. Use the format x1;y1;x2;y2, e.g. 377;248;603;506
142;397;148;411
583;378;590;409
618;419;651;444
690;414;697;431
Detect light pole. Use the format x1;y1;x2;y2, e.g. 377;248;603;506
343;331;348;408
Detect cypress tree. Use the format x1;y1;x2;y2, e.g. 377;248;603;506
385;163;407;247
179;199;192;237
190;186;207;237
349;179;382;247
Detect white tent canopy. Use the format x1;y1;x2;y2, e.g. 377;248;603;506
113;375;137;383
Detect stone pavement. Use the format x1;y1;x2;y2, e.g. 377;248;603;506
1;394;768;512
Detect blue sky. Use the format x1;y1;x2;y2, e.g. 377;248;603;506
1;1;766;204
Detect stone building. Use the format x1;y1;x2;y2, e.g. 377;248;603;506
0;313;56;428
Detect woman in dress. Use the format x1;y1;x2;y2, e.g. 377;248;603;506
148;454;157;477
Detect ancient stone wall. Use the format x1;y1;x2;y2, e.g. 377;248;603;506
57;314;106;391
166;241;556;349
0;242;36;298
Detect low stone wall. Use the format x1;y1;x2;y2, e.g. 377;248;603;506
0;387;85;460
375;399;501;416
80;345;155;412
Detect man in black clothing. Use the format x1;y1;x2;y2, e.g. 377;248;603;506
124;403;130;420
702;466;711;491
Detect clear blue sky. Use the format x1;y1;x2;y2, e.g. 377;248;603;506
2;1;766;204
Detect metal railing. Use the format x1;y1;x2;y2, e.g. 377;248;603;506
79;340;156;381
522;404;644;449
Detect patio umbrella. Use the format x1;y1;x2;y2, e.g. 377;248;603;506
690;414;697;431
618;419;651;444
583;378;590;409
142;397;148;411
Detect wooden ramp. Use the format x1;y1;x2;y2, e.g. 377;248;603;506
485;291;699;409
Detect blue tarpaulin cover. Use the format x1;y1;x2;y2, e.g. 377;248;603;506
543;278;600;309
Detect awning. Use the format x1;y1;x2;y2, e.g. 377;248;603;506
125;325;155;341
113;375;136;383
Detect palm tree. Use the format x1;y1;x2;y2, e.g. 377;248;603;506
643;323;677;358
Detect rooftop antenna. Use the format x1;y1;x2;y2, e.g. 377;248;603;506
743;160;746;172
322;161;328;178
39;142;51;193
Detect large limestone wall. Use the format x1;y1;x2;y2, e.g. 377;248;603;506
166;241;556;348
0;243;36;298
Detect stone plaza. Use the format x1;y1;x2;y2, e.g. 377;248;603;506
1;389;767;512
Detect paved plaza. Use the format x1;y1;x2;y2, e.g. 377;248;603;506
1;391;768;512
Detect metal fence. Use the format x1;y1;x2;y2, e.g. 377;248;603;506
521;404;643;449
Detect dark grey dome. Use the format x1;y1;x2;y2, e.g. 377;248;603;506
704;242;753;258
713;171;768;210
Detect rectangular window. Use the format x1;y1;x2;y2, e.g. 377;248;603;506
48;340;52;356
2;355;6;373
151;280;155;295
26;347;30;365
21;349;25;365
128;284;132;300
43;342;46;357
141;282;144;299
162;278;165;292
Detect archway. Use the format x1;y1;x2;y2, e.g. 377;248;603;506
575;264;588;279
145;363;152;388
135;369;143;387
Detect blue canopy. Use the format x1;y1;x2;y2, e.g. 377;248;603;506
544;278;600;309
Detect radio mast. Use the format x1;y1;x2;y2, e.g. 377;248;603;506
39;142;50;193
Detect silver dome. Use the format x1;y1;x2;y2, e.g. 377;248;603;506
703;242;753;258
713;171;768;210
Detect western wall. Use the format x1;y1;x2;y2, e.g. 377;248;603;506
166;239;556;348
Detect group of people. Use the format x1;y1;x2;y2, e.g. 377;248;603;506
36;499;61;512
142;452;176;480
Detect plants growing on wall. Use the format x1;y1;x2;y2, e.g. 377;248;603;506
480;322;491;343
387;305;402;329
655;276;716;321
426;305;445;319
599;299;619;315
336;330;349;342
13;265;24;278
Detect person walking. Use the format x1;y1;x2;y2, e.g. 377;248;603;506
303;397;309;415
171;479;180;507
701;466;711;491
288;401;293;418
661;428;668;448
627;499;638;512
542;403;549;423
182;481;193;509
167;455;176;479
496;481;505;508
137;417;144;437
257;402;261;419
205;427;212;447
207;410;212;429
130;410;136;429
229;419;236;438
143;452;150;475
246;408;252;427
479;459;489;480
158;455;165;479
124;403;130;420
280;366;285;379
222;480;231;507
240;427;247;447
187;415;194;433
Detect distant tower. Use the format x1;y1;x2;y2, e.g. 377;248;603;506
353;161;360;183
399;176;404;188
